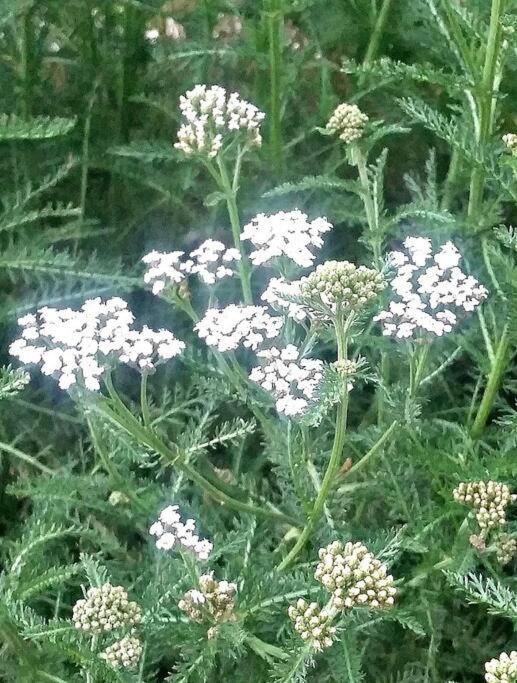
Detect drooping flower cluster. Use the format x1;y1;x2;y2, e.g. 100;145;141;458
174;84;265;158
178;572;237;625
315;541;397;610
326;102;369;144
249;345;324;417
503;133;517;156
261;277;307;321
142;240;240;294
195;305;282;352
453;481;514;534
241;210;332;268
72;584;142;634
287;600;336;651
374;238;488;338
149;504;212;560
300;260;384;318
9;298;185;391
485;651;517;682
101;635;143;669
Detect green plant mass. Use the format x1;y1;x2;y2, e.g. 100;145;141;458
1;1;517;681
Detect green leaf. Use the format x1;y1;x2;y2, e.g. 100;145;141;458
0;114;76;141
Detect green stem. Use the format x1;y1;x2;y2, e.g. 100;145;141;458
344;420;398;478
140;371;151;427
353;146;381;264
215;156;253;304
276;313;351;571
101;378;298;527
467;0;506;224
362;0;393;68
267;0;284;174
0;441;54;475
342;634;358;683
470;325;510;438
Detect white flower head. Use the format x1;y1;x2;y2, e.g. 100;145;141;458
142;250;185;295
9;297;185;391
249;345;325;417
182;239;240;284
150;504;212;560
195;305;283;352
175;84;265;158
375;238;488;339
241;210;332;268
261;276;307;321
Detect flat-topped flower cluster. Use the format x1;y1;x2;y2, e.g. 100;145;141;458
149;504;212;560
9;297;185;391
375;237;488;338
175;84;265;158
143;239;240;294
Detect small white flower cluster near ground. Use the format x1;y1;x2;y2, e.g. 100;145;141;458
9;298;185;391
288;599;336;651
249;345;324;417
503;133;517;156
484;651;517;682
149;504;212;560
315;541;397;610
261;277;307;321
195;304;283;352
178;572;237;626
241;210;332;268
175;84;265;158
142;240;240;294
374;238;488;338
72;583;142;634
453;481;514;534
326;102;369;144
101;635;143;669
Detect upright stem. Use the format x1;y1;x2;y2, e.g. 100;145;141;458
276;312;351;571
467;0;506;224
267;0;284;175
215;156;253;304
362;0;394;68
470;325;509;438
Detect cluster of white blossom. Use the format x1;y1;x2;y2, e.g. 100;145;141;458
241;210;332;268
9;298;185;391
143;240;240;294
503;133;517;156
175;84;265;158
149;504;212;560
249;345;324;416
195;305;283;352
261;276;307;321
485;651;517;682
374;238;488;338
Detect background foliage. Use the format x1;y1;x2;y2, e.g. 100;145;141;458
0;0;516;681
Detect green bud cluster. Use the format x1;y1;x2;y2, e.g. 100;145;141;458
101;635;143;669
326;103;369;144
72;583;142;634
315;541;396;610
287;599;336;651
301;260;384;316
495;533;517;566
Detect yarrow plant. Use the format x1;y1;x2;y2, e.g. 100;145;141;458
3;6;517;681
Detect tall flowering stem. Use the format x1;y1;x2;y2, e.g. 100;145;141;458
205;153;253;304
276;310;352;571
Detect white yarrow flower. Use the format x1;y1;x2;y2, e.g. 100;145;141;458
150;504;212;560
374;238;488;339
261;277;307;321
241;210;332;268
195;305;283;352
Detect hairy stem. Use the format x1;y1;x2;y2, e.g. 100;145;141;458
363;0;394;68
470;324;510;438
276;312;351;571
267;0;284;174
467;0;506;224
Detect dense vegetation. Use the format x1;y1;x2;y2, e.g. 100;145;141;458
0;1;516;681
